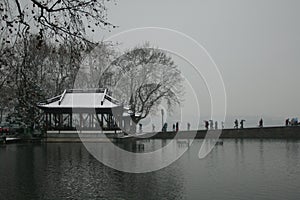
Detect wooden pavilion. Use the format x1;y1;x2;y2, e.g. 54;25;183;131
37;89;133;137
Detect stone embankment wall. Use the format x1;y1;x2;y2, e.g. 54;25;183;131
145;126;300;139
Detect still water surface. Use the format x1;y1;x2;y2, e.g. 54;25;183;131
0;139;300;200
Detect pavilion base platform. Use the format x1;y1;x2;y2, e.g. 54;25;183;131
43;130;124;143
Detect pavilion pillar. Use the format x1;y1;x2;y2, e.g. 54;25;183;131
59;114;63;130
49;113;51;129
89;114;92;128
91;114;94;128
79;113;83;128
108;114;111;129
53;114;55;127
69;114;72;128
45;113;49;131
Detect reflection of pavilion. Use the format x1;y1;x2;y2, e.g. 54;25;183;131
37;89;132;137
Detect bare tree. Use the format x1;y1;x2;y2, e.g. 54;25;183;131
0;0;116;92
111;43;184;124
5;35;53;128
3;35;86;128
48;40;85;95
0;46;14;89
74;41;117;89
0;0;116;45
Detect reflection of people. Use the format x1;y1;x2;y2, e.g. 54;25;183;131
259;118;263;128
234;119;238;129
240;120;245;129
187;122;191;131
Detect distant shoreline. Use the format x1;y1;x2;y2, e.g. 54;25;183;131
137;126;300;140
2;126;300;144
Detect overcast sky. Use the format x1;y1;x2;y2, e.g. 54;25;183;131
94;0;300;126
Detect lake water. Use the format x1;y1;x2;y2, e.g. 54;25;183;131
1;139;300;200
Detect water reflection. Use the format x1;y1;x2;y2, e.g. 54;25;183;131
0;143;185;200
1;140;300;200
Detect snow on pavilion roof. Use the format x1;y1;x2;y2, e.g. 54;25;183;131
37;89;120;109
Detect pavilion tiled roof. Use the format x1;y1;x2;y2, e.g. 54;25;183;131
37;89;120;109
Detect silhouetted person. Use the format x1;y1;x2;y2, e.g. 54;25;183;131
240;120;245;129
205;121;209;130
259;118;263;128
221;121;225;129
215;121;218;130
173;124;175;131
162;123;168;132
209;120;214;129
139;123;143;133
291;118;298;126
152;124;155;132
294;118;298;125
176;122;179;132
187;122;191;131
285;118;290;126
234;119;239;129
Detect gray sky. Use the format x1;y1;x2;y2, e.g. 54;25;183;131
96;0;300;124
